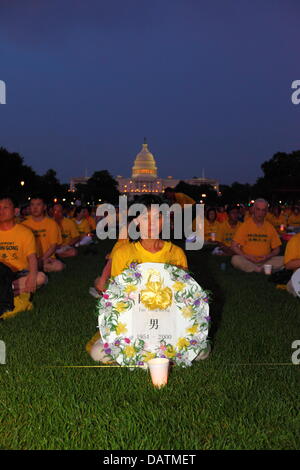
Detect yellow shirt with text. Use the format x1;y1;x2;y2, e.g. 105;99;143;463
216;220;241;246
111;241;188;277
204;220;220;241
0;223;36;272
233;218;281;257
22;216;62;258
58;218;80;246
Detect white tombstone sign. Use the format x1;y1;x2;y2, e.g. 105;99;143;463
97;263;210;367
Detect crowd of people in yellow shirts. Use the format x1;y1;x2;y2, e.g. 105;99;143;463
0;194;97;319
1;191;300;361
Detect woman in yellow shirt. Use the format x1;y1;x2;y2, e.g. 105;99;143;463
268;206;286;231
86;195;188;361
204;208;220;242
72;207;93;246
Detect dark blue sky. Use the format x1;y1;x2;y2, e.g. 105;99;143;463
0;0;299;185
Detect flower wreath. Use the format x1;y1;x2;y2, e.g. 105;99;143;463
97;262;210;367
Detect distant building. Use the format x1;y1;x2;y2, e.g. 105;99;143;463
115;139;219;197
70;139;219;196
69;176;90;192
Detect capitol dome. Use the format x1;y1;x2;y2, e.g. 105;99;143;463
132;139;158;179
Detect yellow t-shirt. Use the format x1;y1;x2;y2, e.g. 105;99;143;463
204;220;220;241
108;238;130;259
111;241;188;277
58;218;80;246
72;218;91;236
284;233;300;266
287;213;300;227
175;193;196;208
86;216;96;231
268;214;286;231
216;220;241;246
233;218;281;257
22;216;62;258
0;223;36;272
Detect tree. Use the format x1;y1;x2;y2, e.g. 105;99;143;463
219;182;253;204
38;169;64;201
174;181;218;205
255;150;300;202
0;146;40;203
75;170;119;204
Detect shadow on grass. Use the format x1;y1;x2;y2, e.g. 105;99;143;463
187;247;225;344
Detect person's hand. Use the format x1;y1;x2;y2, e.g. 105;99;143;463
255;255;269;264
245;254;261;264
94;276;106;293
25;273;37;293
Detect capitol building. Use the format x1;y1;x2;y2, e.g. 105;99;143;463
70;139;219;196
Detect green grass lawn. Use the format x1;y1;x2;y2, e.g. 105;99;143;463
0;240;299;450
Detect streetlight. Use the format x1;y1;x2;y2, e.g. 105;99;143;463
20;181;25;186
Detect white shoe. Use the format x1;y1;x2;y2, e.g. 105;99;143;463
195;343;211;361
90;339;112;363
89;287;101;299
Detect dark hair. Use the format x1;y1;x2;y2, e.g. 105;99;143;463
205;207;217;219
127;194;167;242
30;194;47;204
273;205;281;213
134;194;164;207
0;193;18;207
226;205;239;214
82;206;91;215
73;206;84;217
164;187;175;194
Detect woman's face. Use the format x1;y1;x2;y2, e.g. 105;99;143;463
207;210;216;222
136;207;164;239
76;210;84;220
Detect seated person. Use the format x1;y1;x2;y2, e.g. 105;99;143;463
18;204;30;222
53;203;80;258
204;208;220;242
0;194;47;315
231;199;283;273
216;206;227;223
268;205;286;231
287;206;300;228
72;206;93;246
237;205;246;222
283;205;292;222
213;205;241;255
87;195;210;363
244;204;254;221
22;195;64;273
284;233;300;296
82;207;96;232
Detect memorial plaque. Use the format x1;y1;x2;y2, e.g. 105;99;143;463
97;263;210;367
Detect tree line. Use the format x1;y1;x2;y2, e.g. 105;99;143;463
1;146;300;206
